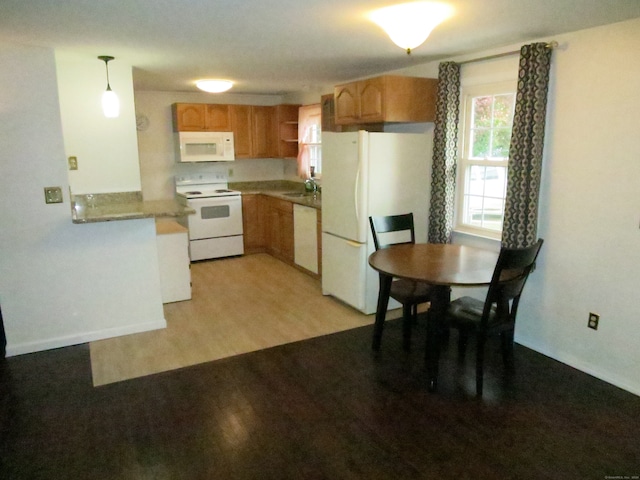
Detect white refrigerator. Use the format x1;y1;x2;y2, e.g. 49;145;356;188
321;130;431;314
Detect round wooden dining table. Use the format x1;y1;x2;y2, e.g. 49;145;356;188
368;243;499;391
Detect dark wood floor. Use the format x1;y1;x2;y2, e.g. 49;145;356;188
1;317;638;479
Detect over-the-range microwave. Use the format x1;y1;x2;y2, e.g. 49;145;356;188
175;131;235;162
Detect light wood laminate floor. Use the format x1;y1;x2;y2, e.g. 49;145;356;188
90;254;402;386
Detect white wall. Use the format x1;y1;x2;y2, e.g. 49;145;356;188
282;88;331;106
519;19;640;395
56;51;142;194
395;18;640;395
0;44;166;356
134;90;302;200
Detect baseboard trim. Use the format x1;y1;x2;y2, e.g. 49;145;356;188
5;318;167;357
515;336;640;397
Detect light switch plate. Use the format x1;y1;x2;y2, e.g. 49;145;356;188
68;156;78;170
44;186;63;204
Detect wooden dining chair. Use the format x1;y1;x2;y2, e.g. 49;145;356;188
369;213;433;351
445;238;544;396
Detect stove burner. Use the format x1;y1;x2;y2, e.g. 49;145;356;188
215;189;233;193
186;191;202;195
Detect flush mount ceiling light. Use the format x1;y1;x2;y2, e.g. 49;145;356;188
370;2;453;55
195;79;234;93
98;55;120;118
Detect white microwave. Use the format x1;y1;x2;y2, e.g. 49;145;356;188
176;131;235;162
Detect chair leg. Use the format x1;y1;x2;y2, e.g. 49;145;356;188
372;274;392;351
501;329;515;371
457;329;468;359
402;303;413;351
476;334;486;396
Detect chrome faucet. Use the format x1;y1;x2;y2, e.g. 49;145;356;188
304;176;318;194
304;166;319;194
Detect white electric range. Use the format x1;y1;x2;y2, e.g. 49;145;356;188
175;173;244;261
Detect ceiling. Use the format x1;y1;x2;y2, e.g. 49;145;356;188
2;0;639;95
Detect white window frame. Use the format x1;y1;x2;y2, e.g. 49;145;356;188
298;104;322;177
455;81;516;240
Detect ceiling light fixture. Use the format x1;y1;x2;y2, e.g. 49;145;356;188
370;2;453;55
196;79;234;93
98;55;120;118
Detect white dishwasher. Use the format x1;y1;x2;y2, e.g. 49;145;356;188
293;204;318;274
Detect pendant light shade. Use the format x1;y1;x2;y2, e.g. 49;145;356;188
370;2;453;54
98;55;120;118
101;87;120;118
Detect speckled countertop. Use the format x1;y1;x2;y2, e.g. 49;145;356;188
230;180;322;210
71;192;195;224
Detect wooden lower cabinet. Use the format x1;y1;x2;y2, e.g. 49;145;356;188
242;194;294;263
242;194;321;276
242;194;266;254
266;197;294;264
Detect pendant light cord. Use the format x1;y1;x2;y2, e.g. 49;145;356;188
104;61;111;91
98;55;115;91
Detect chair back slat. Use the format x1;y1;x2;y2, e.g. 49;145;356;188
483;239;544;326
369;213;416;251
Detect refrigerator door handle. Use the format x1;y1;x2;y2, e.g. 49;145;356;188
346;240;361;247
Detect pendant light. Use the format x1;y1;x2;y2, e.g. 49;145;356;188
370;2;453;55
98;55;120;118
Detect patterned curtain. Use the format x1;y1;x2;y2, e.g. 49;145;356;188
502;43;552;248
428;62;460;244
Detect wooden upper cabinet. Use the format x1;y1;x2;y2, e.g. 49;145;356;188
173;103;282;159
205;104;231;131
334;75;438;125
173;103;231;132
321;94;340;133
251;106;276;158
334;84;359;124
229;105;276;159
275;104;301;158
229;105;253;158
173;103;206;131
358;77;385;122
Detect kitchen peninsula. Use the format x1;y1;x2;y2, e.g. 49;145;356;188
71;191;194;224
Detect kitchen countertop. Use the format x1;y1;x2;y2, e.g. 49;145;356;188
230;180;322;210
71;192;195;224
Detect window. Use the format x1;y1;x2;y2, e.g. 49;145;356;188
298;104;322;177
456;82;515;238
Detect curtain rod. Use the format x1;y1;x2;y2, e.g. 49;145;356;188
458;41;558;66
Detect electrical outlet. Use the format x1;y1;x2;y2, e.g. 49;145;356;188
228;168;234;177
44;186;63;204
588;312;600;330
68;156;78;170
